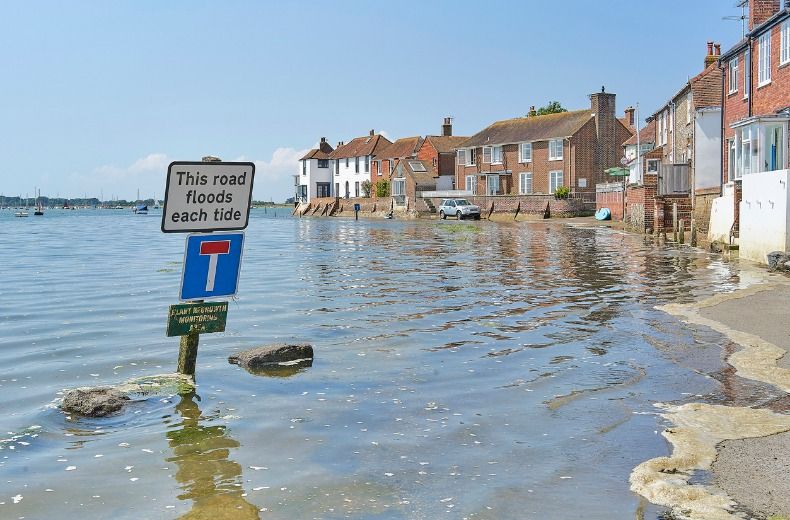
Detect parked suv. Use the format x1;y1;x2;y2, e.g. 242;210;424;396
438;199;481;220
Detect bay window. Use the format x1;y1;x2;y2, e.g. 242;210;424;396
732;120;788;179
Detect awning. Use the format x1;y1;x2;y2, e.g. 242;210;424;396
604;167;630;177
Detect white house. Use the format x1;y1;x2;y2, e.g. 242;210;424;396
329;130;391;199
297;137;334;202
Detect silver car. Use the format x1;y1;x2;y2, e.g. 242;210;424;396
438;199;481;220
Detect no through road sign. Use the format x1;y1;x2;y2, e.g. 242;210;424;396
180;232;245;301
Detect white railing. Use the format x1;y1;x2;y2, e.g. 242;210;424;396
418;190;473;198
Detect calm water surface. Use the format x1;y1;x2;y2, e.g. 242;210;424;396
0;208;753;519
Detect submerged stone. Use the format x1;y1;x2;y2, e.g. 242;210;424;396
228;343;314;373
61;387;130;417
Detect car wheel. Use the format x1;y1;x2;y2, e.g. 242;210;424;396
456;211;463;220
440;211;446;220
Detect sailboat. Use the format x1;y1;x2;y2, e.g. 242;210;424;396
34;189;44;216
16;193;28;217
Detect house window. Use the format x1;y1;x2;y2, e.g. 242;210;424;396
758;32;771;86
482;146;492;163
728;57;738;94
465;175;476;194
520;142;532;163
345;158;349;168
365;155;370;173
491;145;503;164
355;157;360;173
457;149;466;166
388;160;393;174
549;139;563;160
486;175;499;195
335;182;340;196
519;172;533;194
647;159;659;173
376;160;382;176
392;178;406;196
744;49;750;99
335;160;340;176
355;181;360;197
302;160;306;176
782;20;790;65
549;171;563;193
318;159;329;168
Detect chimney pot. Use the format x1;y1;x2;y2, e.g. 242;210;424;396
320;137;326;143
714;43;721;55
370;129;375;136
441;117;453;136
624;106;635;126
704;40;719;68
707;41;714;55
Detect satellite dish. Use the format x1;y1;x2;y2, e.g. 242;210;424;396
620;156;629;165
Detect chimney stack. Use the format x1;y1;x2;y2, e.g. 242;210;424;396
624;106;635;127
589;88;618;172
320;137;326;143
704;41;718;67
442;117;453;136
369;129;375;136
749;0;780;30
337;141;344;148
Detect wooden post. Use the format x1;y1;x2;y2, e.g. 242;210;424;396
672;203;678;242
690;219;697;247
679;219;685;244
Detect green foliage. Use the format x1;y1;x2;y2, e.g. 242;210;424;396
536;101;567;115
374;179;390;197
361;180;372;198
554;185;571;199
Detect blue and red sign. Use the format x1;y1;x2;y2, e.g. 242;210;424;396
180;232;245;301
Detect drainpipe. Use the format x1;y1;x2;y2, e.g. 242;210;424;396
670;102;676;163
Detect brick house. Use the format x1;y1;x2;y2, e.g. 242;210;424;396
712;0;790;256
296;137;334;202
650;42;723;230
416;119;469;191
455;89;633;200
390;159;439;210
370;136;423;190
328;131;391;199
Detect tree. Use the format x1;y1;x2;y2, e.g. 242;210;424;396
361;180;372;198
374;180;390;197
536;101;567;116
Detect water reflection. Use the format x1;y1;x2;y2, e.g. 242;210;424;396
167;393;259;519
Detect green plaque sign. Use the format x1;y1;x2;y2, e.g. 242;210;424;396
167;301;228;337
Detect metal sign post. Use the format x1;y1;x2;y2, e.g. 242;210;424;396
162;158;255;378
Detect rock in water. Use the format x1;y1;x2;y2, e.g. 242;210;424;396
229;344;314;371
767;251;790;271
62;387;130;417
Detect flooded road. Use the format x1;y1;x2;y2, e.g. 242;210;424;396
0;209;765;518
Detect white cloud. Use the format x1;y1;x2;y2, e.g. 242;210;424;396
234;146;309;202
69;153;172;200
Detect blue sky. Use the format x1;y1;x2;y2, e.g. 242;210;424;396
1;0;743;202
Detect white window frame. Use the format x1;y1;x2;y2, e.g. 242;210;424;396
728;57;738;94
465;175;476;194
520;142;532;163
486;175;500;195
549;170;563;193
482;146;493;164
491;145;503;164
758;32;771;87
392;178;406;196
376;160;382;176
781;20;790;66
548;139;563;161
457;149;466;166
519;172;533;194
744;49;750;99
647;159;659;173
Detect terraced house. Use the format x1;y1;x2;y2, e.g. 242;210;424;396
712;0;790;261
296;137;334;203
455;89;633;200
329;130;391;199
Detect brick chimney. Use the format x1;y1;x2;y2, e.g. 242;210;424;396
337;141;344;148
749;0;780;30
319;137;333;153
369;129;375;136
589;87;618;172
442;117;453;136
624;106;635;127
714;43;721;55
704;41;718;67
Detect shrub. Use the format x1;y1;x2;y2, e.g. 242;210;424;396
375;180;390;197
554;185;571;199
361;180;372;198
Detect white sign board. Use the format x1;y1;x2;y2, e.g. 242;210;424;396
162;161;255;233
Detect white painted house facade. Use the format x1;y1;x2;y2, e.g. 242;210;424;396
329;131;391;199
297;137;334;203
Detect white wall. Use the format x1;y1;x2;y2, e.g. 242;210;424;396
334;156;370;198
708;193;735;243
436;175;454;191
693;109;721;191
299;158;332;202
740;169;790;263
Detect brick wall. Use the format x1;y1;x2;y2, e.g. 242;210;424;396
752;22;790;118
596;186;624;220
